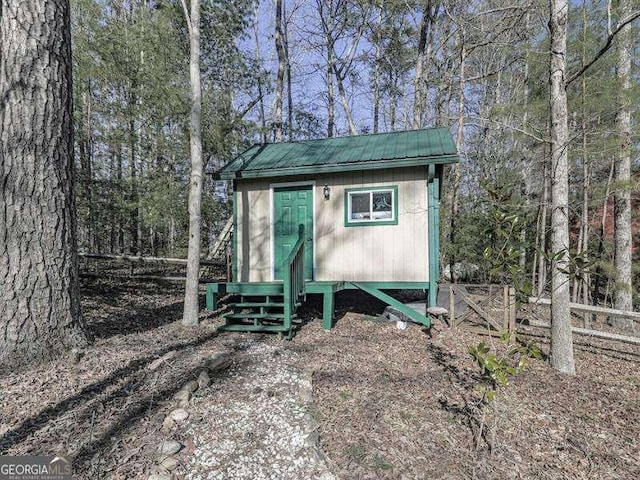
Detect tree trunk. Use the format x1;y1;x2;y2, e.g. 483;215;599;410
548;0;575;375
253;4;268;143
372;3;382;134
327;60;335;137
449;37;465;284
283;0;294;140
1;0;88;368
612;0;634;331
77;90;94;252
537;158;549;296
128;112;139;255
593;161;615;309
332;62;357;135
413;0;436;129
117;145;125;253
389;70;397;130
109;149;117;253
320;0;360;136
182;0;203;327
579;0;591;321
274;0;285;141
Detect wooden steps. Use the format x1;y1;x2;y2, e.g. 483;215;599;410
216;286;303;338
217;324;290;333
223;312;290;320
233;302;285;308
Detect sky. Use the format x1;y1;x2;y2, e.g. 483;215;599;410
237;0;424;140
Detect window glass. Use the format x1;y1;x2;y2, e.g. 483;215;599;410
345;186;397;226
350;193;370;219
372;191;392;219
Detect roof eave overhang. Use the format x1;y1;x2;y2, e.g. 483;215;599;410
211;154;459;180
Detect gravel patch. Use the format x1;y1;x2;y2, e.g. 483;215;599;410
185;338;335;480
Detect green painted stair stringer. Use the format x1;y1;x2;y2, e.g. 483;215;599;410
349;282;432;327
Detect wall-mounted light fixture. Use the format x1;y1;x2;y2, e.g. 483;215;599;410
323;184;331;200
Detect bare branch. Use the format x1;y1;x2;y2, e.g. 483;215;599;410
179;0;193;38
566;10;640;86
466;117;547;143
466;56;522;82
236;95;263;120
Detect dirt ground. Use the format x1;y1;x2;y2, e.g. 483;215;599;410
1;278;639;479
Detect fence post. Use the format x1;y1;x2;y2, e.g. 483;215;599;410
449;285;456;328
503;285;509;333
509;286;516;339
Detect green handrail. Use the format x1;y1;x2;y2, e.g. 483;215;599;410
283;224;305;333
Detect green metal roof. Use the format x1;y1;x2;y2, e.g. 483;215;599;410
214;127;458;180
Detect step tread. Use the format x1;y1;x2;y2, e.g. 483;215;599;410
223;312;289;320
218;324;290;333
233;302;285;308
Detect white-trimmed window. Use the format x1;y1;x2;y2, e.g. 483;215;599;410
345;186;398;226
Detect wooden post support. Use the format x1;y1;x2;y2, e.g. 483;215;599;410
206;283;217;310
322;289;335;330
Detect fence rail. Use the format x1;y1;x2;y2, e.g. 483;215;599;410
448;284;516;337
80;253;219;266
527;297;640;323
525;297;640;346
525;319;640;346
79;253;222;283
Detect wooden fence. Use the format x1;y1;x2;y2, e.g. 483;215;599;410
79;253;223;283
442;284;640;346
447;284;516;337
526;297;640;346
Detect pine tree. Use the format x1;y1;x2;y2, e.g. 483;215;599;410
1;0;88;368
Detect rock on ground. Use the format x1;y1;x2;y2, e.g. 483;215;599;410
184;338;334;480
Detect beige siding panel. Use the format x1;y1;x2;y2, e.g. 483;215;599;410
237;167;430;283
314;167;429;282
236;179;271;282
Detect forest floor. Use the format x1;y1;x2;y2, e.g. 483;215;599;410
1;277;639;479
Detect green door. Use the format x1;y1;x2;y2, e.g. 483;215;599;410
273;185;314;280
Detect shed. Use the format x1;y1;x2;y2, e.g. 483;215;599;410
206;127;459;336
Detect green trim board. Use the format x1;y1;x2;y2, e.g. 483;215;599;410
206;283;227;310
223;282;285;295
207;281;432;297
305;281;345;330
232;189;238;282
341;281;430;290
349;282;432;327
427;165;440;307
305;281;346;293
322;292;335;330
344;185;398;227
215;155;458;180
